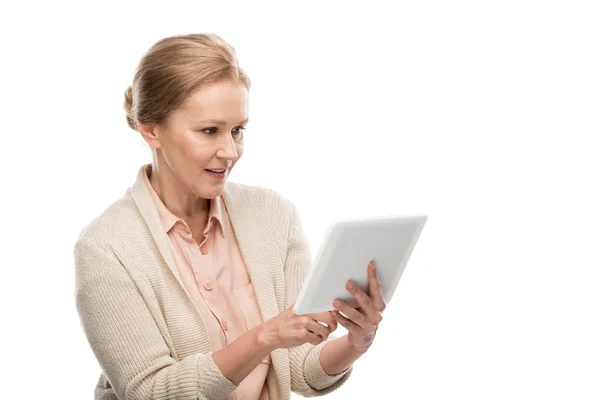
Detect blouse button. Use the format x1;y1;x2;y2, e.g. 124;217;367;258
222;321;228;330
200;245;208;255
203;280;213;291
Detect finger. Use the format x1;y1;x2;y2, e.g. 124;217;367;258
319;312;338;333
298;326;324;346
309;311;337;333
286;302;297;314
327;315;338;333
302;316;331;340
321;313;338;333
331;310;361;333
368;261;386;312
308;323;331;341
314;316;338;335
345;280;381;326
332;298;367;328
305;330;324;346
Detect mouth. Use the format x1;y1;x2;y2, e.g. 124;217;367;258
205;168;228;179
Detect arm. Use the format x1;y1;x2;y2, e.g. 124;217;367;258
283;202;353;396
74;236;263;400
211;326;275;385
319;333;368;375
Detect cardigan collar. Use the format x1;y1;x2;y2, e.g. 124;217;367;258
129;163;282;328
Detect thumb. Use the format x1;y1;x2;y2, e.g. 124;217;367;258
286;302;297;314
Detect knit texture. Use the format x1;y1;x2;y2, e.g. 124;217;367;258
74;166;352;400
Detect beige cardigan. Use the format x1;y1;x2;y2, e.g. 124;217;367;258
74;166;352;400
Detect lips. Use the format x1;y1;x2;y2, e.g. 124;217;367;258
204;168;228;180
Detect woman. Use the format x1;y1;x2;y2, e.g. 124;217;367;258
74;33;386;400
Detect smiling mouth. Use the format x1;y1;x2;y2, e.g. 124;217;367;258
205;168;227;173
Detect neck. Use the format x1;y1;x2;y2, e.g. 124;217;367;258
148;161;210;220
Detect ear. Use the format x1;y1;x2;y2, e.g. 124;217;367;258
138;123;163;149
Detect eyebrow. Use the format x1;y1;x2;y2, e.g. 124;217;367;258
197;118;249;125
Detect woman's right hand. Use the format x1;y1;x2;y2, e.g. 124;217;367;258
258;303;338;349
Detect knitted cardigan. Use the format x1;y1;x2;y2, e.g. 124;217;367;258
74;166;352;399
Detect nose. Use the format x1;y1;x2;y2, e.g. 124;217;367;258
216;133;239;160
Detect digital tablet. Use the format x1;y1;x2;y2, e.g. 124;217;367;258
293;214;427;315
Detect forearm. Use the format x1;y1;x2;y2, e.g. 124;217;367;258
211;324;276;385
319;333;367;375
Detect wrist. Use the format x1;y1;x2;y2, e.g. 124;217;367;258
345;333;373;354
255;322;278;352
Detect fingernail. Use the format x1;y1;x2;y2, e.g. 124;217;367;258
347;282;354;290
369;262;375;272
334;300;342;307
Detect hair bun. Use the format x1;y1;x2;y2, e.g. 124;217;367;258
123;86;137;130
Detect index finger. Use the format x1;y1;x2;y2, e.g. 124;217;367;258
368;261;386;312
309;311;338;333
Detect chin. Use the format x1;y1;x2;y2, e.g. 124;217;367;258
197;186;224;199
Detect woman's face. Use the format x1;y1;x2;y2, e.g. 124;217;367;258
144;79;248;200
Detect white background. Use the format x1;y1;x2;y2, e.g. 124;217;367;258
1;0;599;398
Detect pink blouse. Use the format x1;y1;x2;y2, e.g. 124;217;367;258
144;166;269;400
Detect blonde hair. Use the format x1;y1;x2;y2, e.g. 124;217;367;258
123;33;251;131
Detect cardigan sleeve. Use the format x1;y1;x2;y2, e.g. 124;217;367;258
74;236;238;400
283;201;353;397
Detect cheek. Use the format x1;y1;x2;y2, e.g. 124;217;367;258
234;142;244;159
186;141;215;161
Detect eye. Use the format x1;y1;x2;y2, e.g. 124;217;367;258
200;126;246;135
202;127;217;135
232;126;247;136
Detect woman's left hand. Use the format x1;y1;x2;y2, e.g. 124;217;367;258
331;261;386;352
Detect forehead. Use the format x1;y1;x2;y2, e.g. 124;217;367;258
179;80;248;123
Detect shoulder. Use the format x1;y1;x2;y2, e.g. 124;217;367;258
74;189;140;250
224;180;298;219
